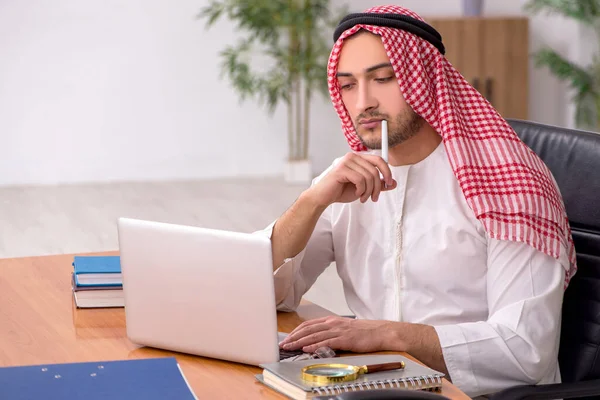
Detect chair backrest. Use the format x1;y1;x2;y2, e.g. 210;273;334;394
506;119;600;383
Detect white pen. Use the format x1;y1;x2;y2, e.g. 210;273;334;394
381;119;389;189
381;119;388;163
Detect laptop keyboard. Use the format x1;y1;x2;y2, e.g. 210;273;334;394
279;348;305;360
277;332;307;360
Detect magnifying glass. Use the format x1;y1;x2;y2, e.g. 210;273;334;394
301;361;405;384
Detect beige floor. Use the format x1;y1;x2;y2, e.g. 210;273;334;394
0;178;352;315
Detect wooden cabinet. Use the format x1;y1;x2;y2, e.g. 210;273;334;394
426;17;529;120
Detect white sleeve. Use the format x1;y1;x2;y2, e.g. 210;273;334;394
433;238;568;398
255;206;334;312
253;161;340;312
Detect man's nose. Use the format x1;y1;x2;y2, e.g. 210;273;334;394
356;83;378;113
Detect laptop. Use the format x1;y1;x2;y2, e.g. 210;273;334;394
116;217;303;366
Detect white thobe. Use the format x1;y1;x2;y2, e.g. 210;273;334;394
259;142;568;398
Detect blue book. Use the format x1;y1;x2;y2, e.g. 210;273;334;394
0;357;197;400
72;256;122;287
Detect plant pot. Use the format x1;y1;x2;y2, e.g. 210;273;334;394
284;159;312;184
463;0;484;16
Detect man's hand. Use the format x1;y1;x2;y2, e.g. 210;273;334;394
278;316;395;354
306;153;397;208
280;316;450;377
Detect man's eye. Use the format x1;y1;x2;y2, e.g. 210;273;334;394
340;83;354;90
375;76;394;83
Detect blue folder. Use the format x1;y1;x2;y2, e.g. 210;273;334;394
0;357;197;400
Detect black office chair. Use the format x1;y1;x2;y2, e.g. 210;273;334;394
316;119;600;400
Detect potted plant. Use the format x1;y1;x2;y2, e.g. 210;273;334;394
524;0;600;131
198;1;347;183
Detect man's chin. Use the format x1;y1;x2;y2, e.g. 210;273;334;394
357;138;381;150
356;131;380;149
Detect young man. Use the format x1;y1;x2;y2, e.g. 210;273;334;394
260;5;576;398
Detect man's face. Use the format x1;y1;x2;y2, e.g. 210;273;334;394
336;31;424;150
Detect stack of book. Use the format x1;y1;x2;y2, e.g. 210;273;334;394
71;255;124;308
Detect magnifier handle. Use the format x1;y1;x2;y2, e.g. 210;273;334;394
364;361;405;374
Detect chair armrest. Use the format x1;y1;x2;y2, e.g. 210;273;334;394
489;379;600;400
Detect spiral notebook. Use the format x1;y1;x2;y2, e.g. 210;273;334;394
256;354;444;399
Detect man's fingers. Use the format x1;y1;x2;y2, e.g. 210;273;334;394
297;316;331;328
350;157;383;201
340;165;367;198
382;178;397;191
345;161;375;203
302;338;341;354
288;317;329;333
280;317;344;346
281;321;330;346
336;153;398;202
362;154;394;186
283;330;339;351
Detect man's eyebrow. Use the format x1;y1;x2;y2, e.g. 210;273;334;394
336;62;394;77
365;62;393;73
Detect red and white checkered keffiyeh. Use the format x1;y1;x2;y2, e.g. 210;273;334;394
327;5;577;287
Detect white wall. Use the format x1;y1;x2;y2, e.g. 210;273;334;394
0;0;347;186
0;0;590;186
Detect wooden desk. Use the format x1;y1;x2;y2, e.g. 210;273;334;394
0;253;469;399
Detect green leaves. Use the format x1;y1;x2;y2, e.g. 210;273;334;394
524;0;600;26
257;68;289;114
198;0;226;27
198;0;282;44
218;38;255;102
533;49;593;94
198;0;349;160
533;48;599;127
198;0;341;112
218;38;288;115
524;0;600;129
